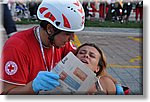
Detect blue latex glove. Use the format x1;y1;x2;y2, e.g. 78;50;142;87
116;83;124;95
32;71;60;94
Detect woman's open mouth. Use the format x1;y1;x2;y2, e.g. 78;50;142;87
81;59;89;64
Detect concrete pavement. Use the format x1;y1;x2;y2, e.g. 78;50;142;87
1;24;143;95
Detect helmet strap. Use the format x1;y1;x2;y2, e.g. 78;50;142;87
46;27;62;46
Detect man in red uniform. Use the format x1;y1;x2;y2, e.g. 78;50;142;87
135;1;143;23
99;2;105;22
89;2;97;20
0;0;85;94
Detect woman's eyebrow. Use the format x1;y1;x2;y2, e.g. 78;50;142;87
80;49;86;52
90;52;96;56
91;50;99;56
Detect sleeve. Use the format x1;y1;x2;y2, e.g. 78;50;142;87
1;42;29;85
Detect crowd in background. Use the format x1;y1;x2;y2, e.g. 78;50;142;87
82;0;143;23
7;0;41;21
6;0;143;23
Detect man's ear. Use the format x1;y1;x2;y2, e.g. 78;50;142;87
46;24;54;34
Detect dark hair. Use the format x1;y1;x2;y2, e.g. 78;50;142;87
40;20;62;33
40;20;50;30
75;43;107;76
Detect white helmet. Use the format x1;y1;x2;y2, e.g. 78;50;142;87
37;0;85;32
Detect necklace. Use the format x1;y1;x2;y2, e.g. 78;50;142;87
34;26;54;71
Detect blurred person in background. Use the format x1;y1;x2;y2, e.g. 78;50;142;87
2;0;17;38
82;1;89;21
122;1;133;23
99;1;105;22
135;1;143;23
89;2;97;21
28;0;41;20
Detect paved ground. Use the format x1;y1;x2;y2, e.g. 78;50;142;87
1;24;143;95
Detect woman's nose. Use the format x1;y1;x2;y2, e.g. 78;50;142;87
84;53;89;58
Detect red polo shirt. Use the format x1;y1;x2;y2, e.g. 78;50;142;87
1;27;76;85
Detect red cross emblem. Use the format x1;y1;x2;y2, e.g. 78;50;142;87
8;64;15;72
5;61;18;75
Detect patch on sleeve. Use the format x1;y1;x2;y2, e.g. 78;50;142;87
5;61;18;75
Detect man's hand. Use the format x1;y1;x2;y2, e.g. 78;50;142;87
32;71;60;94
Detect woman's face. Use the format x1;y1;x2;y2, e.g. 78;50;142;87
76;45;101;73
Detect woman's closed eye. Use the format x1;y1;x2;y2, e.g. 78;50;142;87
79;50;86;54
89;53;96;58
79;50;96;58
